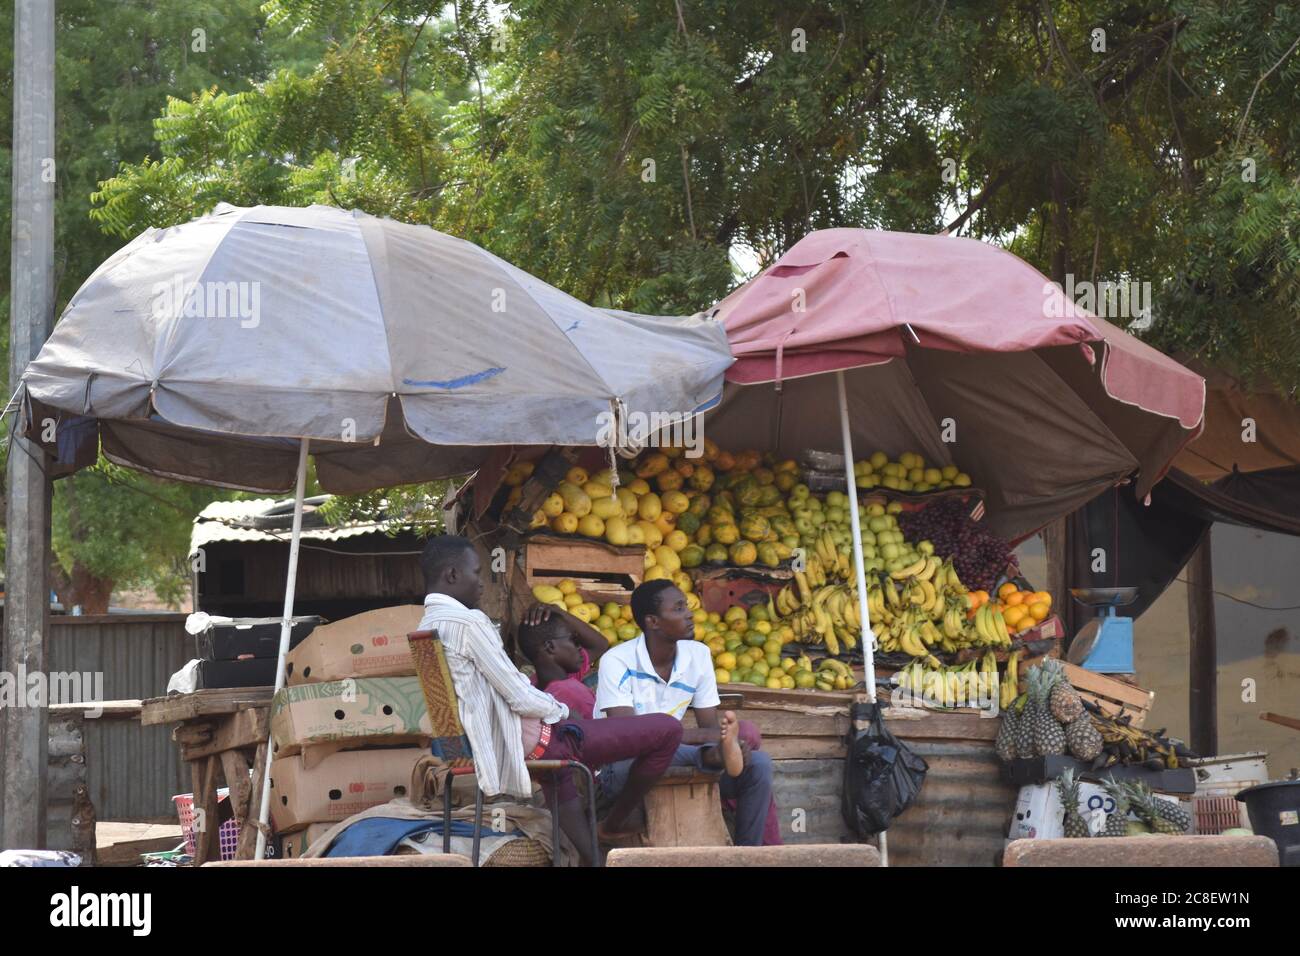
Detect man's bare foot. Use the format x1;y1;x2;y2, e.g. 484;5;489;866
719;710;744;777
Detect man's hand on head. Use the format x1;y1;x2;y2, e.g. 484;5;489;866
523;603;559;627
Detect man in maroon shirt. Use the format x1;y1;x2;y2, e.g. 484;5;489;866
517;603;605;720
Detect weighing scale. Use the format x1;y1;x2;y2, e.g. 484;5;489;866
1066;587;1138;674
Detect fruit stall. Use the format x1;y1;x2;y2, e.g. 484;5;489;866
451;435;1214;865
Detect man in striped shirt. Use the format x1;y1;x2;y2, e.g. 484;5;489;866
417;536;681;863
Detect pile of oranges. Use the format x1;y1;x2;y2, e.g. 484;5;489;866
967;583;1053;634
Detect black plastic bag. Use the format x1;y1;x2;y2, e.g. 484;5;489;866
841;702;928;836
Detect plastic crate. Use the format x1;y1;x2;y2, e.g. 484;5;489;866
173;789;240;861
1188;752;1269;834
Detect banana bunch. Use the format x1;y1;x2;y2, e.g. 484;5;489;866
1084;702;1189;769
814;657;856;691
811;528;852;582
998;650;1021;709
973;601;1013;648
895;650;1001;710
781;581;862;655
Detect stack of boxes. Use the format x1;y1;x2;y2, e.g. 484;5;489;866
196;616;321;688
269;606;432;857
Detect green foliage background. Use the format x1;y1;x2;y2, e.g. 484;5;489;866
3;0;1299;603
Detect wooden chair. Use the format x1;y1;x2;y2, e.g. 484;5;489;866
407;630;599;866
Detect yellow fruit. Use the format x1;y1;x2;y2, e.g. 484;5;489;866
622;605;635;622
638;493;663;521
712;522;740;545
636;520;663;549
665;529;690;553
616;487;639;516
583;481;612;500
557;481;592;517
716;652;737;670
671;570;693;593
626;522;646;545
656;470;684;492
643;564;672;582
1033;591;1053;608
998;582;1019;599
577;514;605;538
716;669;732;685
725;606;748;625
617;623;640;641
626;478;651;496
604;602;622;618
653;510;677;536
1028;601;1050;622
781;674;796;689
531;584;563;604
728;541;758;565
654;546;682;574
541;493;565;518
563;592;584;608
604;515;631;546
766;676;783;689
635;453;670;478
679;544;705;568
557;579;578;595
564;466;589;486
550;513;579;535
601;629;618;645
662;490;690;514
590;495;623;520
923;468;942;484
643;549;657;570
754;620;773;636
1003;606;1028;629
693;608;709;625
570;605;594;623
954;473;972;487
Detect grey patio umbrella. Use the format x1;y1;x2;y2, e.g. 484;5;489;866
14;203;734;855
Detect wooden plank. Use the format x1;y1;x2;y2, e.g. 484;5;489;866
219;748;253;825
96;824;183;866
1059;661;1153;710
50;700;143;719
141;687;275;725
734;712;848;738
732;685;854;709
1260;711;1300;733
238;741;270;860
524;534;645;583
192;756;223;866
763;737;848;760
885;709;1001;742
178;708;270;761
1186;533;1218;757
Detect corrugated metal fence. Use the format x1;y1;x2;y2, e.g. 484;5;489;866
48;614;191;822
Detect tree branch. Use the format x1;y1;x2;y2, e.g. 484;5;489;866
941;166;1015;234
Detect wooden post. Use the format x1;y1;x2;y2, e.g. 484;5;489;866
1185;531;1218;757
1;0;56;850
1041;517;1069;642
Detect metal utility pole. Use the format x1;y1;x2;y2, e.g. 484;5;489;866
2;0;56;849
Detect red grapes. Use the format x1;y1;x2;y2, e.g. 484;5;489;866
897;498;1011;592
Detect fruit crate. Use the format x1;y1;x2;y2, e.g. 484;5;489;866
1055;661;1153;727
1187;752;1269;834
521;534;644;591
1001;755;1196;794
692;566;791;615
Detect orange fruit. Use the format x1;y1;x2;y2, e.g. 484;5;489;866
1003;606;1028;628
998;582;1018;599
1005;591;1026;606
1033;591;1052;608
1028;601;1050;622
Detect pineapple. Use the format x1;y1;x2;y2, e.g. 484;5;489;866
996;701;1021;760
1099;776;1131;837
1044;659;1084;723
1065;712;1104;761
1014;690;1035;758
1055;769;1091;838
1125;781;1191;834
1029;665;1067;756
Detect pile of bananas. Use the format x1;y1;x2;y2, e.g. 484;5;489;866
870;553;1013;656
1083;701;1196;769
810;656;856;692
895;650;1001;710
772;529;860;654
997;650;1021;709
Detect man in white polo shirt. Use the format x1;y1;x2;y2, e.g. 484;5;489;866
595;579;781;846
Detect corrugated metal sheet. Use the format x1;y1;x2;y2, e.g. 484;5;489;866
773;740;1018;866
48;615;192;822
190;497;408;552
885;740;1018;866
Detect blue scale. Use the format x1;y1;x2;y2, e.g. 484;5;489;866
1066;587;1138;674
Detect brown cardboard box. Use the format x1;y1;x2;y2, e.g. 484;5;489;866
278;822;336;859
285;606;425;686
269;747;426;831
270;677;433;759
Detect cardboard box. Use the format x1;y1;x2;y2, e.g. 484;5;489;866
270;677;433;759
285;606;425;685
1009;781;1187;840
278;822;336;859
269;747;426;831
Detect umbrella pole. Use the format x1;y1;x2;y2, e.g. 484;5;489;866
254;437;310;860
835;370;888;866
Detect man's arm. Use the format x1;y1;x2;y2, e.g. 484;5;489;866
461;616;568;721
521;603;610;666
683;706;722;745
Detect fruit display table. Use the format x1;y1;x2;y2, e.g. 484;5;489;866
141;687;275;864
